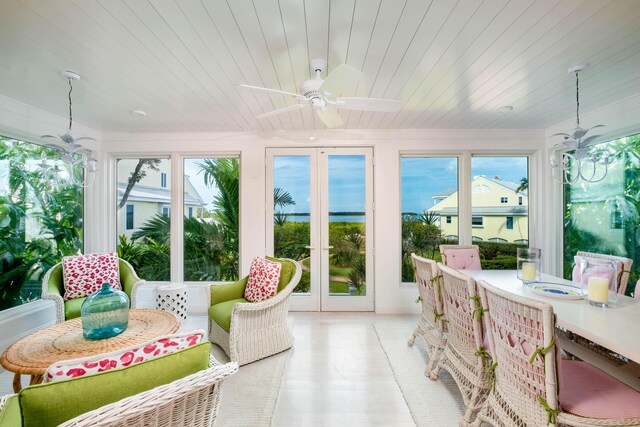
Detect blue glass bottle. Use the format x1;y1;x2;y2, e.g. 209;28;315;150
81;282;130;340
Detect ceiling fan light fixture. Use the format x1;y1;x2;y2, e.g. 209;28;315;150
549;63;608;185
39;69;96;188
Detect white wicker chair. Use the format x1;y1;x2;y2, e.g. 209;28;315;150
439;244;482;270
208;258;302;366
408;253;447;379
437;263;490;426
0;355;237;427
42;258;145;323
574;251;633;295
475;279;640;427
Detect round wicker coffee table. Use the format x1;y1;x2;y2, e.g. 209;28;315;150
0;309;179;393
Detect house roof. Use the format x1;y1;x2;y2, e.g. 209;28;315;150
433;206;528;216
117;182;205;206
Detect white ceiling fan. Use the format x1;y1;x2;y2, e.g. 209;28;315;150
240;59;402;128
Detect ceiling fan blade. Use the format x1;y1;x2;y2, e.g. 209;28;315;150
256;104;307;119
550;132;571;138
320;64;362;97
580;135;603;147
316;107;344;129
335;97;402;112
239;84;307;100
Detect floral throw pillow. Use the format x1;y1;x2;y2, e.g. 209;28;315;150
244;257;282;303
44;330;205;383
62;252;121;301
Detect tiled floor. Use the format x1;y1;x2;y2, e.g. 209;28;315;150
0;313;421;426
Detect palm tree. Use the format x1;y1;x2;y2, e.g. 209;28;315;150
515;177;528;193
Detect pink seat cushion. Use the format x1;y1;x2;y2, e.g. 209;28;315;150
572;256;622;288
559;359;640;419
443;249;481;270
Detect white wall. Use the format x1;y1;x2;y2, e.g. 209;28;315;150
97;129;545;314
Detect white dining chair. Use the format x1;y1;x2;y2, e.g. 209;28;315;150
408;253;447;379
439;244;482;270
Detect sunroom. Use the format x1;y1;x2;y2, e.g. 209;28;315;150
1;1;640;426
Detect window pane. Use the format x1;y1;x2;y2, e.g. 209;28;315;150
471;156;529;268
563;133;640;295
116;158;170;281
183;158;239;281
273;156;311;294
1;136;83;310
401;157;459;282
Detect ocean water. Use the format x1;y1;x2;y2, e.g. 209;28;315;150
282;214;365;223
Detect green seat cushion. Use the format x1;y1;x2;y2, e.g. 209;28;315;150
19;342;211;427
266;257;295;292
64;297;86;320
208;298;248;332
0;395;20;426
210;277;248;306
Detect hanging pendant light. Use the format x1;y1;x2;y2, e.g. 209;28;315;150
38;70;97;188
549;64;609;185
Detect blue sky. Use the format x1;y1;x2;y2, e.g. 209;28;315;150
184;155;527;214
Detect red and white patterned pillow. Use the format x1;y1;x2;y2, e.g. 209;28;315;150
244;257;282;303
62;252;121;301
43;330;205;383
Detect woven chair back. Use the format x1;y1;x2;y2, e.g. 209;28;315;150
439;244;482;270
438;264;484;362
575;251;633;295
411;254;444;330
477;280;559;427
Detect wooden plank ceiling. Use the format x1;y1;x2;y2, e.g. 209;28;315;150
0;0;639;132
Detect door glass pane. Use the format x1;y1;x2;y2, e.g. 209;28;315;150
116;158;170;281
328;155;366;296
563;133;639;295
471;156;529;269
401;157;459;282
183;158;239;281
273;156;311;294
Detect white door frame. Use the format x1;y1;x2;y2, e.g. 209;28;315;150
266;147;374;311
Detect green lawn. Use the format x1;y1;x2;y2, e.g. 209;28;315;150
329;280;349;293
301;257;353;279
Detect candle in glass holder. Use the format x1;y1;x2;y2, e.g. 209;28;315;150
587;276;609;303
521;262;537;281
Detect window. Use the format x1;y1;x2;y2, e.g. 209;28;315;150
160;172;167;188
563;133;640;293
506;216;514;230
162;206;170;217
472;216;484;227
400;156;458;282
500;197;508;203
116;158;170;281
125;205;134;230
183;157;239;281
0;136;84;310
518;196;523;206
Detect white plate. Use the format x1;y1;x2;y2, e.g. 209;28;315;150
528;282;583;300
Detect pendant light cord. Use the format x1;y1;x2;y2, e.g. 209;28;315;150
68;77;73;132
575;70;580;128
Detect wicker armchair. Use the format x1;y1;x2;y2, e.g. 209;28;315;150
42;258;144;323
208;258;302;366
439;244;482;270
0;355;237;427
437;263;490;426
408;253;447;379
475;279;640;427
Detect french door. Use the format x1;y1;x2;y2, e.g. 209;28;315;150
266;147;374;311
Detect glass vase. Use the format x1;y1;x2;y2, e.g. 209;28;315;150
81;282;130;339
517;247;541;285
579;257;617;307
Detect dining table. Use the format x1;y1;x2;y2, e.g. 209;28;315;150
465;269;640;390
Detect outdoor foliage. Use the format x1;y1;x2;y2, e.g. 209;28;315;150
0;137;83;310
563;133;640;295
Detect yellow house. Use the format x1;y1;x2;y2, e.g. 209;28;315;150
116;160;206;237
428;176;528;243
